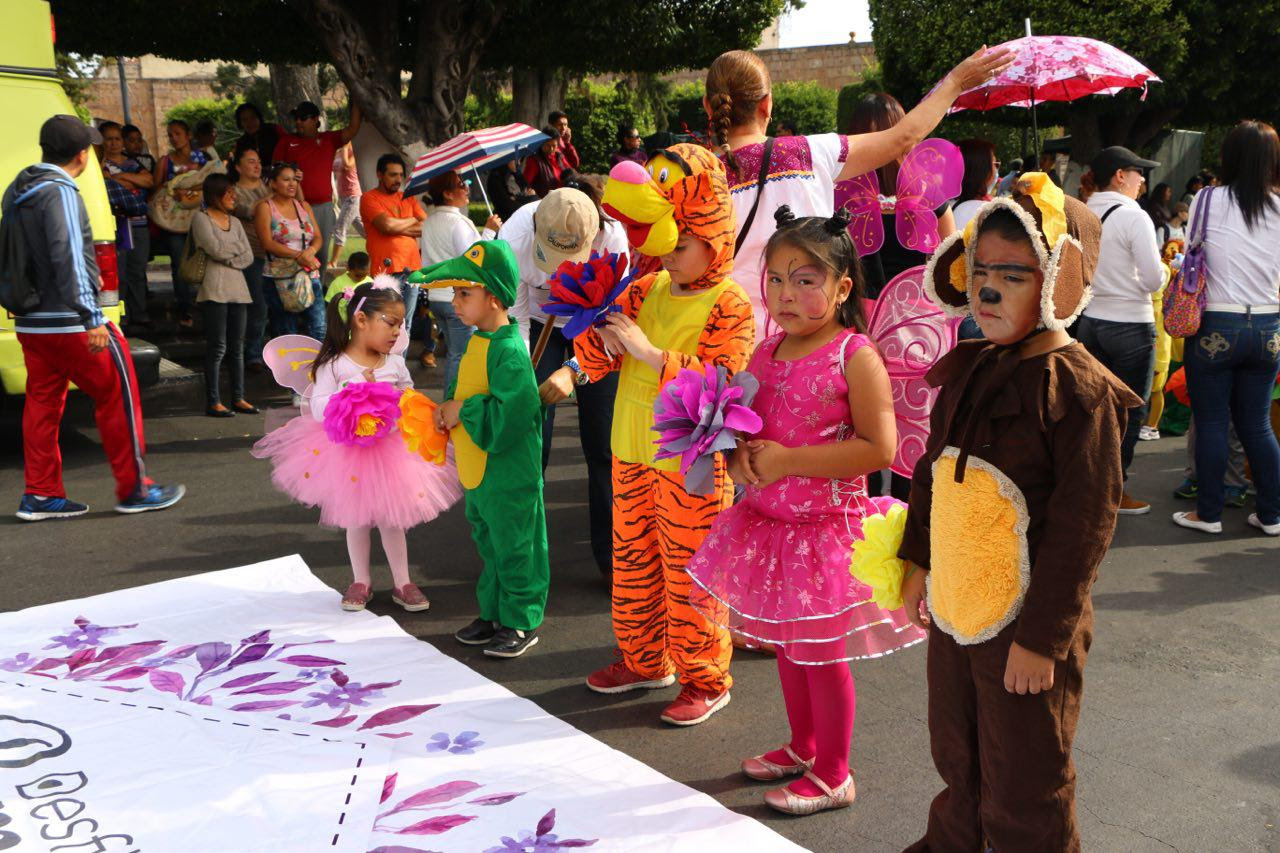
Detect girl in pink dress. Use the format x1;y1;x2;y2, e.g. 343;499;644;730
687;206;926;816
253;281;462;611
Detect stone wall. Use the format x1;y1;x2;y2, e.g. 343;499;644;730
85;76;217;151
664;42;876;91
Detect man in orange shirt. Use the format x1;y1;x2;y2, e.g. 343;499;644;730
360;153;427;321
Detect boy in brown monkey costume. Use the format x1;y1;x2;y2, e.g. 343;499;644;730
898;173;1141;851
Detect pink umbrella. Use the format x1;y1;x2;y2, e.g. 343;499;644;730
936;33;1160;151
948;35;1160;112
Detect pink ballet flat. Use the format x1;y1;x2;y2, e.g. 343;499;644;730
341;582;372;611
742;745;814;781
763;771;856;816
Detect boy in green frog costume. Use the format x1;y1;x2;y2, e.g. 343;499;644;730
409;240;548;658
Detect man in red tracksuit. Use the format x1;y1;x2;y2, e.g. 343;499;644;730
7;115;185;521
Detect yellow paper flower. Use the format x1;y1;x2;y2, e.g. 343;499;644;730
397;389;447;465
850;503;909;611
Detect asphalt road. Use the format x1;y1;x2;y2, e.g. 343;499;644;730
1;357;1277;852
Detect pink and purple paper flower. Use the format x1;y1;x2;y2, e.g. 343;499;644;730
541;251;633;339
652;365;763;494
322;381;402;447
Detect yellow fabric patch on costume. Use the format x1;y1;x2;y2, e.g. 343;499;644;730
1018;172;1066;249
451;335;491;489
850;503;909;610
926;448;1030;644
613;271;728;469
949;254;968;294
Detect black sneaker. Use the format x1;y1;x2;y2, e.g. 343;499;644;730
483;626;539;659
454;618;498;646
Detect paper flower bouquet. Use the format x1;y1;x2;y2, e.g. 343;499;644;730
652;365;763;494
541;251;633;339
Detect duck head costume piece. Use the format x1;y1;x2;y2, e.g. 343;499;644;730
601;143;735;290
923;172;1101;335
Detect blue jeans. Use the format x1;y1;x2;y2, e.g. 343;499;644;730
531;319;618;574
201;301;245;407
1185;310;1280;524
264;275;326;340
428;298;473;392
243;257;268;364
398;277;419;337
1077;316;1156;477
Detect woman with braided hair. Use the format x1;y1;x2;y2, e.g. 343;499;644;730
703;46;1012;342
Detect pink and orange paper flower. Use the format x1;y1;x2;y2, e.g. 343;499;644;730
322;381;402;447
397;389;448;465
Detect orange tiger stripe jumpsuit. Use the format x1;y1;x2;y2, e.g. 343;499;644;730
577;150;753;694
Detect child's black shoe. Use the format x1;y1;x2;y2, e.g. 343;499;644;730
483;627;539;658
454;618;498;645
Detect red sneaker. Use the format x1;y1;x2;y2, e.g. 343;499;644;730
586;660;676;694
659;684;731;726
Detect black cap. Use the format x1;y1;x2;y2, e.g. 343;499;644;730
1091;146;1159;181
291;101;322;120
39;114;102;159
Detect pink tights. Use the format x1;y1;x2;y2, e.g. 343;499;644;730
769;654;856;796
345;526;410;589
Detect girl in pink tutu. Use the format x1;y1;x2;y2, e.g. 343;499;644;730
686;206;926;815
253;280;462;612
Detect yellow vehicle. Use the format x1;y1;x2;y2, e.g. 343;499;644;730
0;0;141;397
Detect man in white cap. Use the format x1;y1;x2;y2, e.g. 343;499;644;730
499;184;629;580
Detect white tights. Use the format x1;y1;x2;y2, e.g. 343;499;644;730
345;525;410;588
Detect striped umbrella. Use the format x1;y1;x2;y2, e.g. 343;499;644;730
403;123;550;208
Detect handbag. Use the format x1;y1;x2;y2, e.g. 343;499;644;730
177;233;208;286
1162;187;1213;338
275;270;316;313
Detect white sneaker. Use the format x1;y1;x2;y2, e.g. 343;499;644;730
1248;513;1280;536
1172;511;1221;534
1139;425;1161;441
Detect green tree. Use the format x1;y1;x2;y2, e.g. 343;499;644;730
55;52;100;122
867;0;1280;162
49;0;789;156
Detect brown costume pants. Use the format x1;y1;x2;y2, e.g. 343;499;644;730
905;615;1091;853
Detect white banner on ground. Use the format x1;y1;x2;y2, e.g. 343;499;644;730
0;678;391;852
0;557;801;852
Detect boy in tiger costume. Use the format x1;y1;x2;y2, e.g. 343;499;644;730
574;143;754;725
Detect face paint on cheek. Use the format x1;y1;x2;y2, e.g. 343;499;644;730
799;287;833;320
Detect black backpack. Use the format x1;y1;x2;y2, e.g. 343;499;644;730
0;181;59;314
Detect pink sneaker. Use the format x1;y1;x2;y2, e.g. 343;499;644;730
659;684;731;726
392;583;430;612
586;660;676;694
341;582;372;611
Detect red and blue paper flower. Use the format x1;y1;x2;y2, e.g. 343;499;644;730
541;251;633;339
323;381;402;447
653;365;763;494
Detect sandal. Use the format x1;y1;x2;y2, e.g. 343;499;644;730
341;582;373;611
392;583;430;612
763;771;856;816
742;745;814;781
